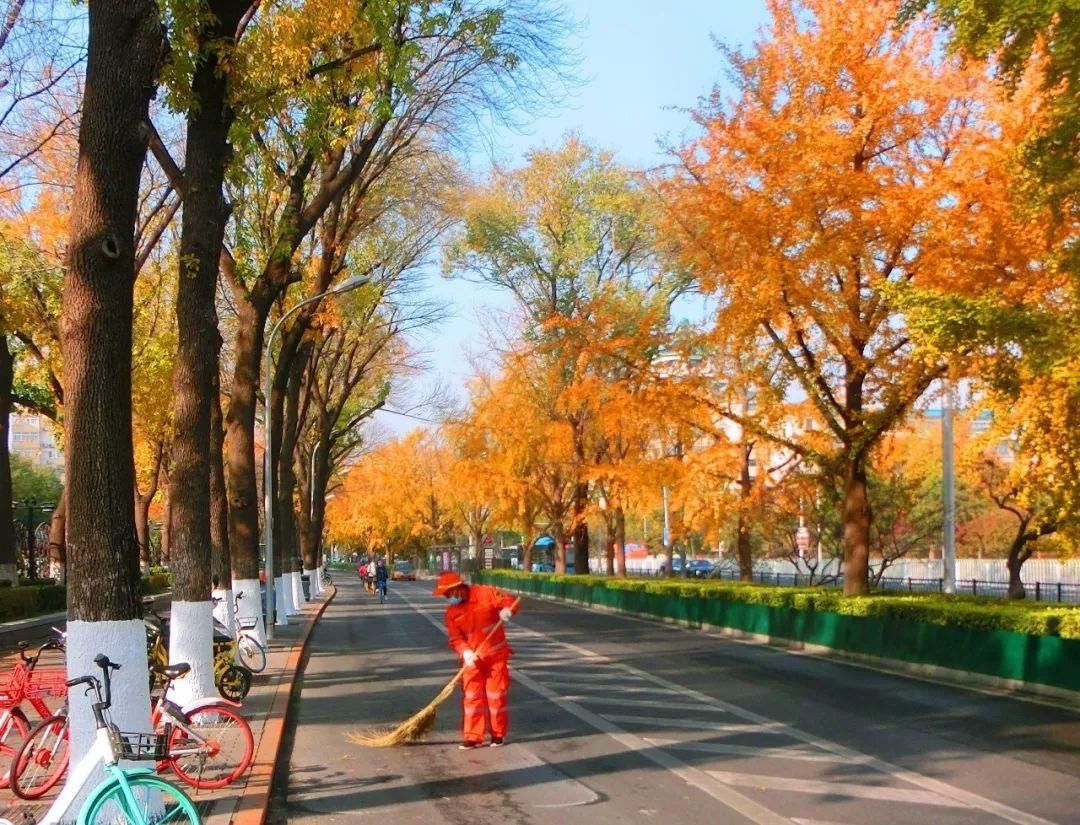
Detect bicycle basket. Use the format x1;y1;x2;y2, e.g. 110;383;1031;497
0;662;30;709
108;729;169;761
237;616;259;630
25;667;68;699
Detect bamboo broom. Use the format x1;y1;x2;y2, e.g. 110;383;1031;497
347;596;522;747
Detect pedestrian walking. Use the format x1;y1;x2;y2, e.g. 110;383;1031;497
432;571;518;749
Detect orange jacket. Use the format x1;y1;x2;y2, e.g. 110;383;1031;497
445;584;518;661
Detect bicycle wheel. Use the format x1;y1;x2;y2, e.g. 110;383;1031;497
0;710;29;789
82;773;200;824
11;712;68;799
168;704;253;790
236;634;266;674
216;665;252;702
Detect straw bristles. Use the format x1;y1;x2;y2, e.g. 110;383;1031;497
346;674;459;747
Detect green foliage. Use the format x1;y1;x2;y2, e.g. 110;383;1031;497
10;454;62;505
478;570;1080;638
0;584;66;621
140;571;172;596
901;0;1079;220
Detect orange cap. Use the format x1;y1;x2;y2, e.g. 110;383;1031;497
432;571;466;596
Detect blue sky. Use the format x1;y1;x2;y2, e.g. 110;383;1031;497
376;0;771;434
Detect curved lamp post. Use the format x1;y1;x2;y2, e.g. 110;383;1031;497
263;275;368;639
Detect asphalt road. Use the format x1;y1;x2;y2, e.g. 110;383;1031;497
277;578;1080;825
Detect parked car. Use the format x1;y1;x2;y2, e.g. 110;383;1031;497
531;561;575;574
392;561;416;581
669;558;715;578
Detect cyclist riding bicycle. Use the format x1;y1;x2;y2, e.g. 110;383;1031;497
374;559;388;598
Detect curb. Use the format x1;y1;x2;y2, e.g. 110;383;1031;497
231;585;337;825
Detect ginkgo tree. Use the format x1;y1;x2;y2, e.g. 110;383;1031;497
666;0;1050;595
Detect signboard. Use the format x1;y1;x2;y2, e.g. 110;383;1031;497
795;526;811;557
442;550;451;571
482;534;494;547
484;547;495;569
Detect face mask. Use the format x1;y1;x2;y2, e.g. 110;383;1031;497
448;596;464;606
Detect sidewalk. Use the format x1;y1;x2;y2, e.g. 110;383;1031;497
0;588;334;824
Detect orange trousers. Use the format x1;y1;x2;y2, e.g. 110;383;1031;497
460;657;510;744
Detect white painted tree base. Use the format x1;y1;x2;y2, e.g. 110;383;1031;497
167;600;217;707
65;619;154;809
233;578;266;647
283;572;299;616
212;587;236;635
303;568;318;599
290;571;305;608
274;575;289;626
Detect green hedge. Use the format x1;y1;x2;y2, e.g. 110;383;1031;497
0;573;173;625
478;570;1080;639
140;572;171;596
0;584;67;622
477;571;1080;692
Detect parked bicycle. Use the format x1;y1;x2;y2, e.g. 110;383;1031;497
0;638;66;789
0;654;201;825
144;600;252;702
212;591;266;674
11;659;254;798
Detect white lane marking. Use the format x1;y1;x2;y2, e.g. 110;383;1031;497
601;714;784;734
561;695;731;713
706;770;969;808
535;680;673;695
513;667;795;825
791;820;850;825
399;588;793;825
493;591;1065;825
645;737;849;764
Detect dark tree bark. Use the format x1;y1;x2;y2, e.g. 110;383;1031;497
0;335;17;584
209;363;231;590
278;341;311;578
134;440;164;573
613;505;626;577
169;0;251;604
841;456;872;596
225;297;267;580
48;491;65;583
62;0;161;622
602;511;615;577
736;438;754;582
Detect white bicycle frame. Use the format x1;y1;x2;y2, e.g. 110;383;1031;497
38;724;133;825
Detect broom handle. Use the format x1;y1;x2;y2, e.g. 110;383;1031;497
451;595;522;682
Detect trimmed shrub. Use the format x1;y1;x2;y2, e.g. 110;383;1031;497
476;570;1080;639
0;584;67;622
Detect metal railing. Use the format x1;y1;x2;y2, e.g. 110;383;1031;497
627;567;1080;603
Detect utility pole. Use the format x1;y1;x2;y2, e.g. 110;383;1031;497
942;379;956;594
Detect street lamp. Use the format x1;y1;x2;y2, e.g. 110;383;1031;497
263;275;368;639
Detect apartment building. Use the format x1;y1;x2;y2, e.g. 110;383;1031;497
9;413;65;475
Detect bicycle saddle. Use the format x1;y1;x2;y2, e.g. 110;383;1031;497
150;662;191;680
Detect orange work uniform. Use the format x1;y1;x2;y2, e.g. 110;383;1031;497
444;584;518;744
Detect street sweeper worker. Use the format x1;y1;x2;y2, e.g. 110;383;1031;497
433;571;518;749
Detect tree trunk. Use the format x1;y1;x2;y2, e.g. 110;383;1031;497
48;491;66;583
168;0;250;700
305;438;332;578
1006;527;1031;600
159;493;172;565
602;512;614;577
61;0;161;786
736;438;753;582
841;456;872;596
277;342;309;611
553;520;567;574
210;364;230;591
0;336;18;585
572;481;589;575
225;295;270;633
736;513;753;582
134;441;162;575
613;505;626;577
